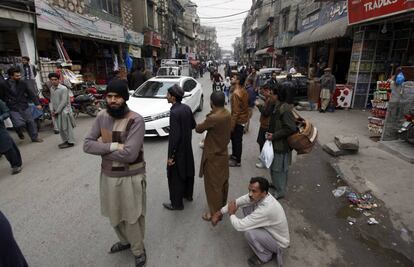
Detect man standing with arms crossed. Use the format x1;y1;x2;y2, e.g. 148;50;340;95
49;73;75;149
84;80;147;267
229;73;249;167
196;91;231;221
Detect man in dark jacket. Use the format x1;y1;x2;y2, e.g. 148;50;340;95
4;67;43;142
163;85;196;210
130;67;147;91
279;74;295;106
0;99;22;174
266;87;297;199
0;211;28;267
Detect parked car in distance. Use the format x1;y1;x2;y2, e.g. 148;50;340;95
127;76;203;137
157;66;182;77
258;69;308;103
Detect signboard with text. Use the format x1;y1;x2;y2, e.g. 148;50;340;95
348;0;414;25
35;0;143;45
299;1;348;32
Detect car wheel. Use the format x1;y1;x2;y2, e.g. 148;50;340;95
196;95;203;112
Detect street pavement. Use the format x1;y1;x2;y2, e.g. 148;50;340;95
0;72;413;267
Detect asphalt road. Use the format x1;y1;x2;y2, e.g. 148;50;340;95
0;71;412;267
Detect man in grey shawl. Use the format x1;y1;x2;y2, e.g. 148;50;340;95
48;73;75;149
83;79;147;267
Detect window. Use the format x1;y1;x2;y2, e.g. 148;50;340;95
100;0;120;16
147;2;154;29
282;13;289;32
183;80;197;92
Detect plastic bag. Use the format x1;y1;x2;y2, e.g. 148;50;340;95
396;72;405;86
260;140;274;168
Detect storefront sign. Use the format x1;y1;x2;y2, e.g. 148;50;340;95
129;45;141;58
144;31;161;48
124;30;144;46
348;0;414;25
246;35;256;50
299;1;348;32
35;0;143;45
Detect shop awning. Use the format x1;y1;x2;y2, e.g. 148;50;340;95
289;30;314;47
310;17;348;43
288;17;348;47
254;47;274;56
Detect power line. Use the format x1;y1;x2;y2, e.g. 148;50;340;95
198;0;275;19
198;0;237;8
199;10;248;19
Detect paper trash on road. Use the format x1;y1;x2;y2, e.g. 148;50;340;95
332;186;349;197
367;218;379;225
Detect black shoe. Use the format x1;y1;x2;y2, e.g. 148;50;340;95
11;166;22;175
59;142;74;149
31;138;43;143
184;197;193;202
109;242;131;254
162;203;184;210
54;130;60;134
135;252;147;267
229;159;241;167
247;255;265;267
17;131;25;140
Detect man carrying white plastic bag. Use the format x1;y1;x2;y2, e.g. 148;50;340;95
260;140;274;169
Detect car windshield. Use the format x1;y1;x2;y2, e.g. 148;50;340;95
133;81;177;98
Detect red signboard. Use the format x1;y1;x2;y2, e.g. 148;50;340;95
144;31;161;48
348;0;414;25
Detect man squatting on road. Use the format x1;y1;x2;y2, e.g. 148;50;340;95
83;79;147;267
212;177;290;267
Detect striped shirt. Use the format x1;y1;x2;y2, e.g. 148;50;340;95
84;109;146;177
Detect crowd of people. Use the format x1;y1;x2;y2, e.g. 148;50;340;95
0;60;78;176
1;61;304;267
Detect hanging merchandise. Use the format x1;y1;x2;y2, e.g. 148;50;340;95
113;54;119;71
368;80;391;137
125;52;133;71
55;37;71;62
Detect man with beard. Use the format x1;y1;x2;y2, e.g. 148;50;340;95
49;73;75;148
211;177;289;267
163;85;196;211
195;91;231;221
3;67;42;142
229;73;249;167
83;80;147;267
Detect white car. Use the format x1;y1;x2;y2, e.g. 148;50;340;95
127;76;204;137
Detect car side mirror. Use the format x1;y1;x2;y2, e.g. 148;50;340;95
184;92;192;98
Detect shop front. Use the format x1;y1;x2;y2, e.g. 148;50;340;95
347;0;414;140
347;0;414;109
0;5;36;81
288;1;351;81
34;0;143;85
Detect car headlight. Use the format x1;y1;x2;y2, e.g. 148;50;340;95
151;111;170;121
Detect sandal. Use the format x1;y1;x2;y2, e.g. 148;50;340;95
201;212;212;221
109;242;131;253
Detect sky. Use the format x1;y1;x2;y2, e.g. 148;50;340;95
191;0;252;52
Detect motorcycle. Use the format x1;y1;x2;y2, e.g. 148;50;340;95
398;107;414;144
85;84;107;110
71;93;100;118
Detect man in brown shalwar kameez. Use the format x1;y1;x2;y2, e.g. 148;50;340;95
196;91;232;221
83;80;147;267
